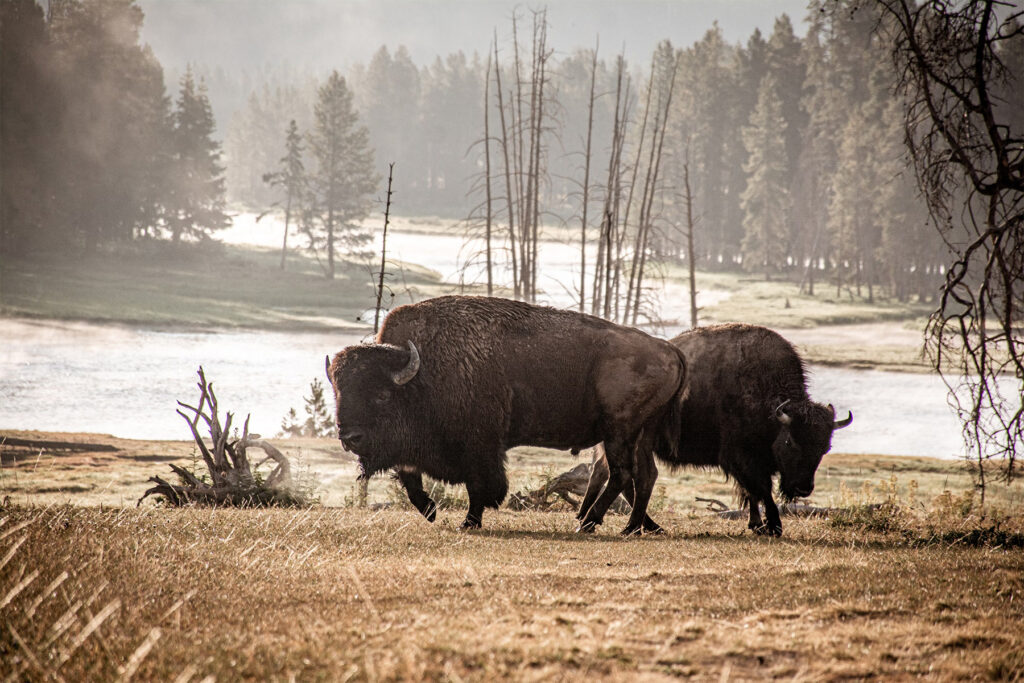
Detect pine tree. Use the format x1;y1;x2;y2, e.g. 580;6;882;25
307;70;377;279
740;74;790;279
1;0;56;255
827;105;872;298
45;0;174;252
168;66;229;242
263;119;305;269
766;14;807;176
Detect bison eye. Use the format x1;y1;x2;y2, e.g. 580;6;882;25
373;390;390;406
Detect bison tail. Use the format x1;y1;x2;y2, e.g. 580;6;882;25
654;347;689;463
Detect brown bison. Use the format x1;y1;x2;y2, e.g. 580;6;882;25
578;323;852;537
326;295;687;532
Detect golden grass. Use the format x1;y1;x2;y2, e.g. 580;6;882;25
0;506;1022;681
2;432;1024;680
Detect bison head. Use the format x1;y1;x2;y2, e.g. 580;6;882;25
772;400;852;500
326;340;422;478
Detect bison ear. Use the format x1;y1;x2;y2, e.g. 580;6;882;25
391;340;420;386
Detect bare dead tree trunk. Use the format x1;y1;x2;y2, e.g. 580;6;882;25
578;44;598;312
483;54;494;297
511;13;529;301
596;55;629;320
374;163;395;335
683;159;699;330
280;193;291;270
493;36;519;300
623;61;657;325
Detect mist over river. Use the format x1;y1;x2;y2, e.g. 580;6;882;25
0;215;969;458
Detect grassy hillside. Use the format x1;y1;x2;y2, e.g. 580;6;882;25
0;241;453;330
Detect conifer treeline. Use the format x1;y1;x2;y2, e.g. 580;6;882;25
0;0;228;256
226;2;1021;303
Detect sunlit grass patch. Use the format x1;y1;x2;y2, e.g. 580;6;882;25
3;503;1020;681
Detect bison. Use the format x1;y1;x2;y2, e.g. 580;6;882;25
326;295;687;532
578;323;852;537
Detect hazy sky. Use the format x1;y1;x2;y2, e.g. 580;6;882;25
138;0;812;72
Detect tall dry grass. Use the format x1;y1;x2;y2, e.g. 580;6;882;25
1;503;1022;681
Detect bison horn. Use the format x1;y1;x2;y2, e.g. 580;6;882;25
832;405;853;430
774;399;793;426
325;355;332;383
391;340;420;386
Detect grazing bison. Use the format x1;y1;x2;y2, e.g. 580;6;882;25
326;295;687;532
578;323;852;537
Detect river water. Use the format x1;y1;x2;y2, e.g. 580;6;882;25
0;214;968;457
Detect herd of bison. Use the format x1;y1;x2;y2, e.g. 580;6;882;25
326;295;852;537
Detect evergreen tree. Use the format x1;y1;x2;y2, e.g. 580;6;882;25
740;74;790;279
827;105;873;297
263;119;306;269
167;66;229;242
674;25;741;266
47;0;174;252
766;14;807;176
307;70;377;279
355;46;422;201
1;0;56;255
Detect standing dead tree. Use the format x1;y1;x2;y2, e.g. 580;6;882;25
682;155;700;330
879;0;1024;500
138;367;309;507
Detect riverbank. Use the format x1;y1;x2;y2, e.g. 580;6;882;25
1;430;1018;513
1;236;935;371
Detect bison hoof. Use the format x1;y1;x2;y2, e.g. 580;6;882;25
421;501;437;523
459;517;482;531
753;524;782;537
620;525;644;536
643;523;666;535
576;519;598;534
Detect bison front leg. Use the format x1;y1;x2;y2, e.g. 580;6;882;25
461;459;509;530
741;486;782;537
395;468;437;522
759;495;783;537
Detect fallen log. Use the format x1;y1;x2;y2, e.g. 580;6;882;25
0;436;118;453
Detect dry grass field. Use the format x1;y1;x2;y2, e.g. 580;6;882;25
1;432;1023;681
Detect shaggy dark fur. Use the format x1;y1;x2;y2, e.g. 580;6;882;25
327;295;687;532
578;323;852;537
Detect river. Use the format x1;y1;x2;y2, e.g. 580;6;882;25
0;214;968;458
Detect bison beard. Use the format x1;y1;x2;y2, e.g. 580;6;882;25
578;323;852;537
326;295;687;532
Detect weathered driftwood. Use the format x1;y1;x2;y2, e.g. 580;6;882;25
696;496;854;520
138;367;300;507
507;461;630;513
